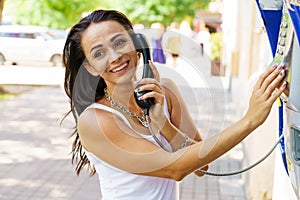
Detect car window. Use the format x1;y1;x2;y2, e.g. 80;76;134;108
47;29;67;39
23;33;35;39
37;32;55;40
0;32;22;38
0;26;67;40
0;32;36;39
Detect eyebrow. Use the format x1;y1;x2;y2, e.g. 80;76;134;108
90;33;124;54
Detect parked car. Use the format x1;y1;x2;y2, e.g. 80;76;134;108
0;25;66;66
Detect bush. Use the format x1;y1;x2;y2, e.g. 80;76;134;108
210;32;222;61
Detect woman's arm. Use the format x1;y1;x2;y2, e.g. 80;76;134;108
77;102;260;181
78;65;286;181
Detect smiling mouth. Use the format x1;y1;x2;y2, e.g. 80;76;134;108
110;62;128;73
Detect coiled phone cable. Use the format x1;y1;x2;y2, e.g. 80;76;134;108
145;109;171;152
145;108;284;177
196;134;284;176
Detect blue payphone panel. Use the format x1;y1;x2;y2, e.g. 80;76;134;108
256;0;300;198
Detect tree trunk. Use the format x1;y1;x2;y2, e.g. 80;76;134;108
0;0;3;24
0;0;5;94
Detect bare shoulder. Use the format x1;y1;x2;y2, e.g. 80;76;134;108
78;107;109;133
77;107;117;150
77;106;164;173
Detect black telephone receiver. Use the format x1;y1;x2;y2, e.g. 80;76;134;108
132;33;155;112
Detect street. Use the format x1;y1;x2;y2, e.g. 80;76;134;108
0;63;64;86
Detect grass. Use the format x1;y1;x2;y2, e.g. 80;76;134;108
0;85;38;101
0;93;16;100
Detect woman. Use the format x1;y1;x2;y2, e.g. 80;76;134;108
63;10;287;199
150;22;166;64
162;22;181;68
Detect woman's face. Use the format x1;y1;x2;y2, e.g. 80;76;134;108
81;20;138;84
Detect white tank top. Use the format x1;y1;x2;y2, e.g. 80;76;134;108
83;101;178;200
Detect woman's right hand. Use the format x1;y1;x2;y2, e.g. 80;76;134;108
244;65;287;128
135;61;167;131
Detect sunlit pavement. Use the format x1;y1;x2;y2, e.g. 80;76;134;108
0;86;101;200
0;65;65;86
0;56;247;199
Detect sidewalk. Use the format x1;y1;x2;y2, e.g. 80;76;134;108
0;84;246;200
0;86;101;200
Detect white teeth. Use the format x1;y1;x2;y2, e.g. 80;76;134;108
112;63;127;72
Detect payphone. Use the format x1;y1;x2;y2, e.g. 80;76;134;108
256;0;300;198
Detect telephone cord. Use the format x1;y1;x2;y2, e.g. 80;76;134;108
144;109;284;176
196;134;284;176
145;112;170;152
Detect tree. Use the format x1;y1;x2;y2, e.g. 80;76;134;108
0;0;5;94
4;0;109;29
118;0;210;27
3;0;210;29
0;0;4;24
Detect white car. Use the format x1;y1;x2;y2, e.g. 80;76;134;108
0;25;66;66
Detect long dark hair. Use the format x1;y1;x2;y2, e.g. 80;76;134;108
62;10;134;175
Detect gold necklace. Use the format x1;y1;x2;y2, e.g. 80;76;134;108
104;88;149;128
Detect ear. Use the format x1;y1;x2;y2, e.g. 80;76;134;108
82;60;99;77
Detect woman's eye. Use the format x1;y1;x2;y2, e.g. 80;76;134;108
114;39;127;48
94;50;105;58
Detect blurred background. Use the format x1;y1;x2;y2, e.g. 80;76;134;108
0;0;297;199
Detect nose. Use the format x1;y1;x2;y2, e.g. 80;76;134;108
108;48;121;64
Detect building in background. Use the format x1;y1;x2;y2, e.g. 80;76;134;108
221;0;298;199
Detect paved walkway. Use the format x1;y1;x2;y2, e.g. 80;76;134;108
0;84;246;200
0;86;101;200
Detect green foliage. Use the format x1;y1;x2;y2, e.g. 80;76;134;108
0;93;15;101
119;0;210;27
210;32;222;61
4;0;108;29
3;0;210;29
